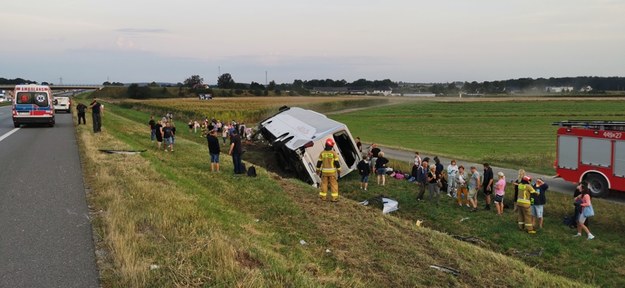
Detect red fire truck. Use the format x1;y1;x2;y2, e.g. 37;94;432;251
553;120;625;197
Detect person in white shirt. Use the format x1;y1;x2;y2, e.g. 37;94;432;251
447;160;459;197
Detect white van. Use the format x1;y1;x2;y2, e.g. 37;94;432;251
257;106;361;185
53;95;71;112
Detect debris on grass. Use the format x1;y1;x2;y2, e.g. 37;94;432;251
429;265;460;276
299;239;308;246
149;264;160;270
452;235;486;246
99;149;146;155
459;217;470;222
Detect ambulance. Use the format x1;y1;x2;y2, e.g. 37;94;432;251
12;84;55;127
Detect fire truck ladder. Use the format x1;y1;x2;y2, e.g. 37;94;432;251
552;120;625;131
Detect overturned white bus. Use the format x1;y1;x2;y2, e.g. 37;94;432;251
257;106;362;185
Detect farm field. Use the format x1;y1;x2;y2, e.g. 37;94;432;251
118;96;394;125
74;99;589;287
331;98;625;174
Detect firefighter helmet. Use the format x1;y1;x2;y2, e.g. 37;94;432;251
522;175;532;183
325;138;335;147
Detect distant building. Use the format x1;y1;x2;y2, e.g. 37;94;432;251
580;86;593;92
368;87;393;96
545;86;574;93
403;93;435;97
311;87;349;95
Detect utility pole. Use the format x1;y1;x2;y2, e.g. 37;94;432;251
265;71;268;86
59;77;63;85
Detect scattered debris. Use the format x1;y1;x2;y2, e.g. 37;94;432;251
429;265;460;276
299;240;308;246
149;264;160;270
359;195;399;214
526;248;545;257
452;235;486;246
415;220;423;227
255;219;260;223
99;149;146;155
325;249;331;253
459;217;470;222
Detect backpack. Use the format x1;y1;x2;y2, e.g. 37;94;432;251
247;165;257;177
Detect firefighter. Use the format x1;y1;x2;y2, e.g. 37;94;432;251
516;175;539;234
316;138;341;202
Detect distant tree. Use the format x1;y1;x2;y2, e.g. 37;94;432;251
184;75;204;88
148;81;159;87
267;80;276;91
250;81;265;90
217;73;235;89
103;81;111;86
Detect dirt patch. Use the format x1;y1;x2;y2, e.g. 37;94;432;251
235;250;263;269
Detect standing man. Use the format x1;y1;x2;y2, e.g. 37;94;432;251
228;129;244;174
89;98;102;133
207;130;221;172
482;163;494;210
76;102;87;125
316;138;341;202
468;166;481;212
416;160;429;201
148;115;156;142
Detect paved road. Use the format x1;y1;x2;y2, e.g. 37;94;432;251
375;144;625;203
0;106;99;287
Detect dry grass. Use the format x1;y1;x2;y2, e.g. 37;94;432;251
76;100;588;287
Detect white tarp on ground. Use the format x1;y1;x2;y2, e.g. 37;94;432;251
359;196;398;214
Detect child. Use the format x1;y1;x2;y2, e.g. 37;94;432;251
494;172;506;216
357;154;371;191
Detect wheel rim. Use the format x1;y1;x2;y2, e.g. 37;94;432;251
589;180;603;194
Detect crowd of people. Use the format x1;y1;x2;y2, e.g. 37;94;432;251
354;143;596;239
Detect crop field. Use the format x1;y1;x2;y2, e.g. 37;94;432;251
331;98;625;174
118;96;391;125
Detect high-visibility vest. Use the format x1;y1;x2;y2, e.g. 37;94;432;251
318;150;340;174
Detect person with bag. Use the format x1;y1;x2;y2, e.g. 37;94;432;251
573;187;595;240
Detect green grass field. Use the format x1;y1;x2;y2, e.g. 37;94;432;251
74;99;591;287
331;99;625;174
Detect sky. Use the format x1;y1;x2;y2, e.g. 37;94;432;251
1;0;624;84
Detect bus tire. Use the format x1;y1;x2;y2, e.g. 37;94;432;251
14;123;20;128
585;173;609;198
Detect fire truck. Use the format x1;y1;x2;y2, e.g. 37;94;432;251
553;120;625;197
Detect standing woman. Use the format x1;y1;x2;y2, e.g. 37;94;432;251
375;151;389;186
447;160;459;197
494;172;506;216
427;164;441;203
574;187;595;240
154;120;164;150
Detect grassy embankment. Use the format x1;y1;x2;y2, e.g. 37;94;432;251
75;100;584;287
331;99;625;174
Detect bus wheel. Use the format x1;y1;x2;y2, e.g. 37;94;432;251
14;123;20;128
585;173;609;198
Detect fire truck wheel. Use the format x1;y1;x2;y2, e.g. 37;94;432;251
585;173;609;197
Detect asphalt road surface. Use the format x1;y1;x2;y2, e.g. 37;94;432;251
0;106;99;287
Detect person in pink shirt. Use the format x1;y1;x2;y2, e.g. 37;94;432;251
494;172;506;216
573;187;595;240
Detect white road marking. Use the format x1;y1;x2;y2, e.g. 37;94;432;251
0;128;20;143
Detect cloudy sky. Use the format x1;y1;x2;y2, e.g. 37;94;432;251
1;0;624;84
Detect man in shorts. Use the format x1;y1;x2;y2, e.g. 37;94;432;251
207;129;221;172
468;166;481;212
357;154;371;190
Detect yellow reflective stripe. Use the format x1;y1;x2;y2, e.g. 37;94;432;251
517;199;531;204
322;168;337;172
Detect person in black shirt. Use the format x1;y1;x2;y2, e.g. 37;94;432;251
357;154;371;190
154;120;164;150
375;151;389;186
90;98;102;133
162;122;174;152
76;103;87;125
228;128;244;174
207;130;221;172
482;163;494;210
148;116;156;142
